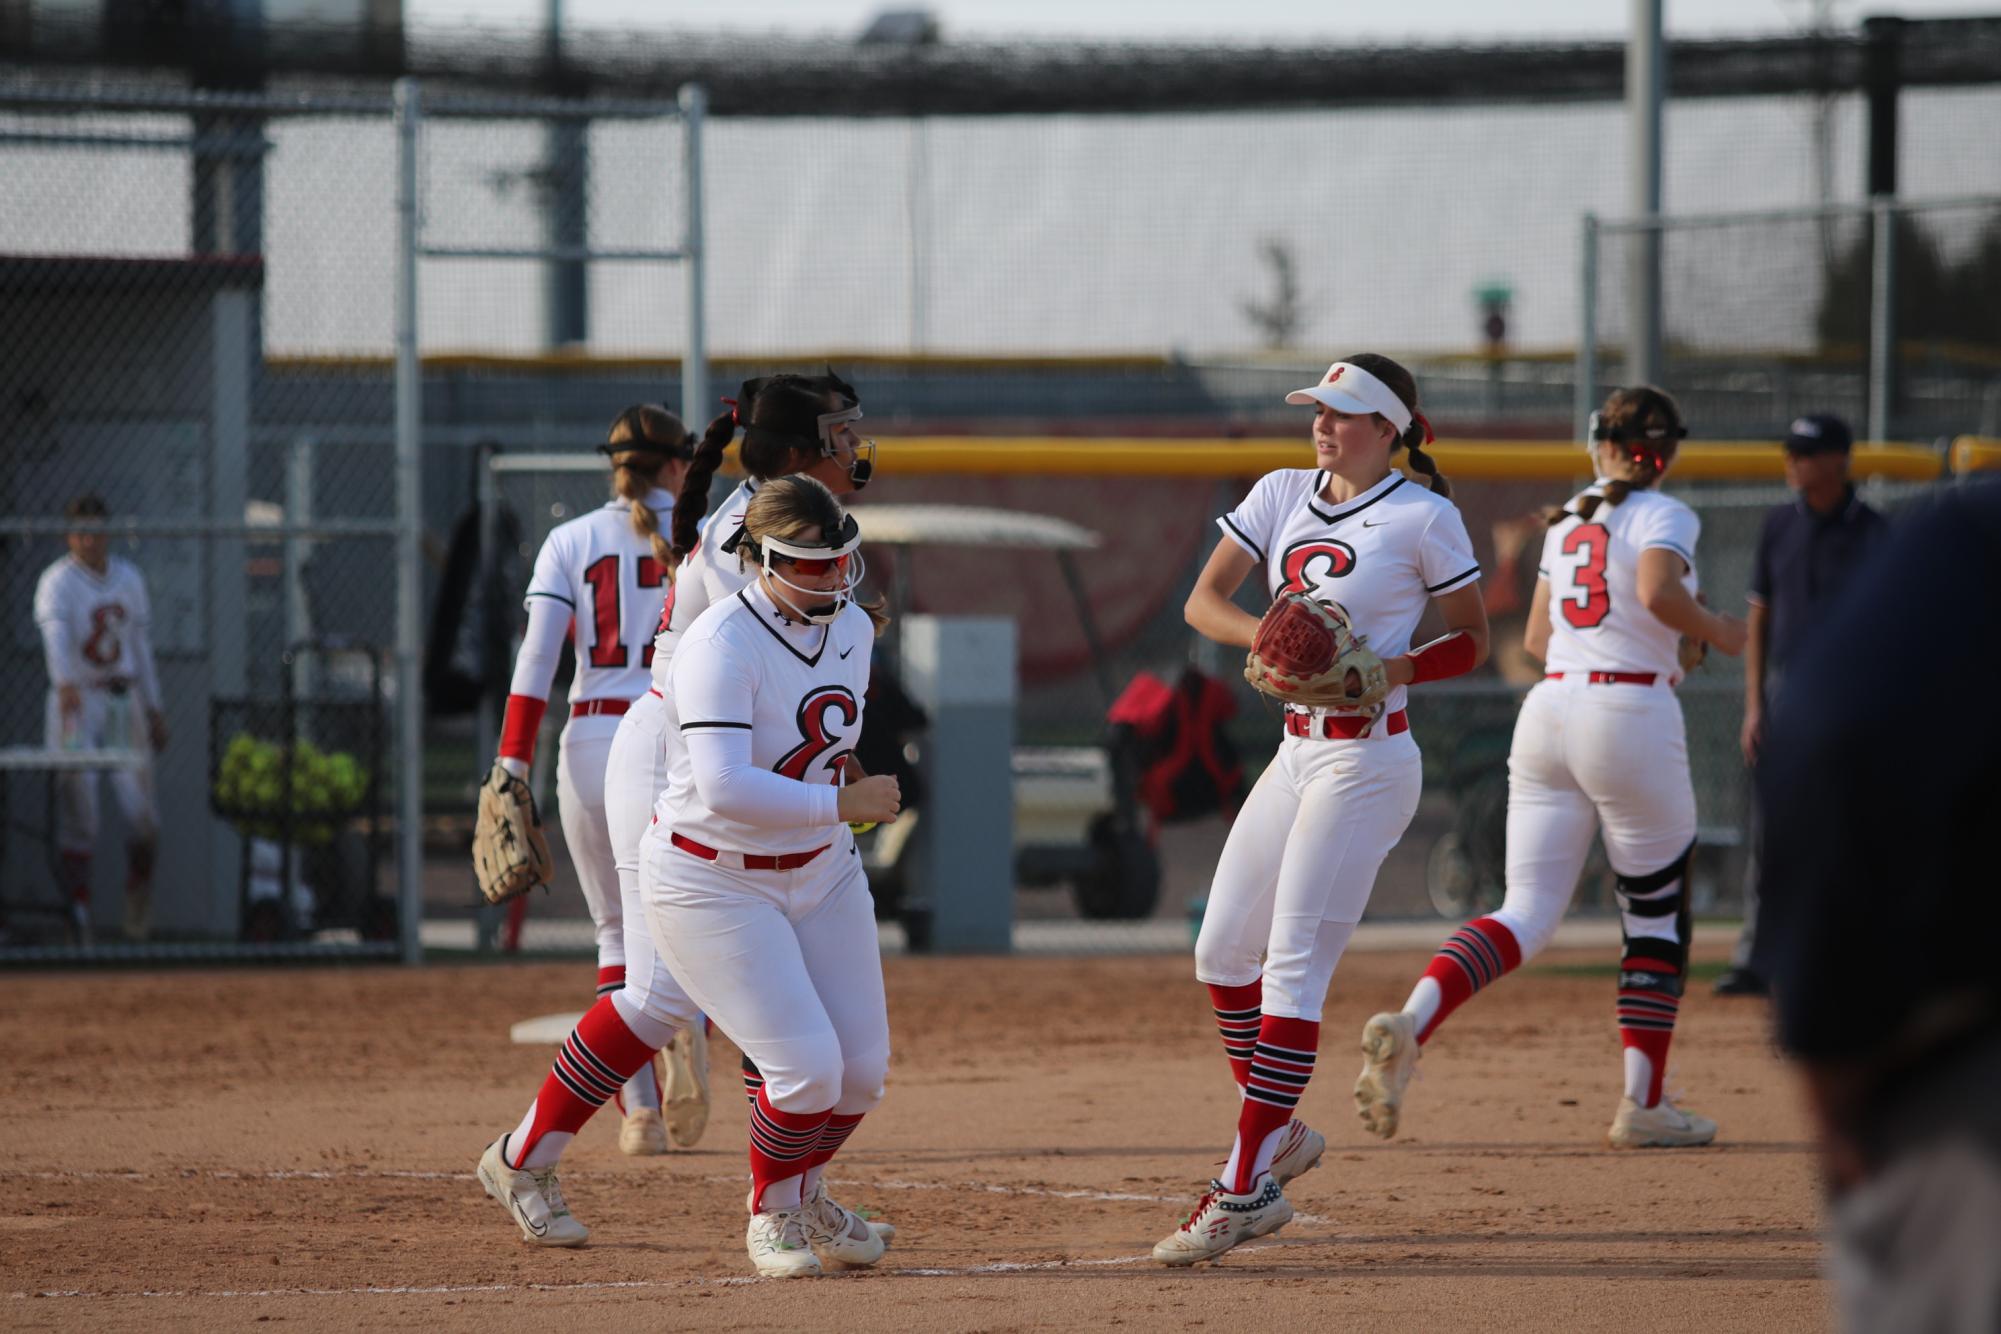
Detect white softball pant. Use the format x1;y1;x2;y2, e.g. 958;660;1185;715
555;713;627;971
1496;677;1697;959
600;691;698;1048
1195;725;1423;1020
45;687;156;854
639;826;888;1117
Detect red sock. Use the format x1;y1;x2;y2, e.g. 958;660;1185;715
1617;954;1682;1108
1207;980;1263;1090
501;895;528;953
595;964;625;998
506;995;659;1168
1416;916;1523;1043
748;1086;831;1212
799;1113;865;1176
741;1051;764;1104
1228;1014;1318;1193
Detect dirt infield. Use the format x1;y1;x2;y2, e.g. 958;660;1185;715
1;946;1830;1331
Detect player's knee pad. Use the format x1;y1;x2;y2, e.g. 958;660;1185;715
1614;840;1694;997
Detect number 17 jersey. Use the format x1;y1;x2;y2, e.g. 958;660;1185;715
1539;484;1700;679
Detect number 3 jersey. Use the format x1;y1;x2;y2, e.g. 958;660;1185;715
1539;484;1700;680
1220;469;1480;718
655;580;874;856
522;490;675;706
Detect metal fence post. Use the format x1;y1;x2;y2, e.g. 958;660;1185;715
678;83;707;434
1869;194;1896;442
1576;212;1599;441
394;78;425;964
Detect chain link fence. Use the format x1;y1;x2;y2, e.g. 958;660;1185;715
0;90;410;958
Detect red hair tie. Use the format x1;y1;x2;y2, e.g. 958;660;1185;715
1413;410;1435;445
721;396;740;426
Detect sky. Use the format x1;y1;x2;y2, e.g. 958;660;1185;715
398;0;1989;42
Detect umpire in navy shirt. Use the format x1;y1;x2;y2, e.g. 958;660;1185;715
1719;414;1889;997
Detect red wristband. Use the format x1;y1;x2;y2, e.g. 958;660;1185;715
498;693;549;764
1406;630;1478;684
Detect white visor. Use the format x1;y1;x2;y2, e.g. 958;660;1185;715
1284;362;1412;435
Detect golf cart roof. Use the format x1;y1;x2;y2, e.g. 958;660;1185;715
852;504;1100;550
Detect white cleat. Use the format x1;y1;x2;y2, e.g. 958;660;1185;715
618;1106;668;1156
803;1179;896;1246
478;1138;589;1247
1355;1010;1421;1140
746;1209;823;1278
1608;1095;1718;1148
798;1184;888;1268
1268;1119;1326;1187
1151;1175;1293;1267
662;1026;711;1148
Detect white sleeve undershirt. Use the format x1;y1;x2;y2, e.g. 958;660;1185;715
508;596;570;701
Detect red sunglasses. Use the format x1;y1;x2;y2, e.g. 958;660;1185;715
779;552;851;576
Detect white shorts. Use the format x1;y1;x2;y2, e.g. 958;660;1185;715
638;824;888;1116
1496;676;1697;957
44;686;156;853
1195;723;1422;1020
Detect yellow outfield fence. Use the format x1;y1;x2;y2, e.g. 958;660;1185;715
856;438;1948;482
1951;437;2001;474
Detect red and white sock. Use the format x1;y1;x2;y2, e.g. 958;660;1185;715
1207;980;1263;1091
797;1113;865;1200
1616;977;1681;1107
592;966;662;1113
1405;916;1523;1043
748;1086;831;1213
1222;1014;1318;1194
504;996;660;1170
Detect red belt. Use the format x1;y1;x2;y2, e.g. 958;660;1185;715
671;831;829;872
1285;708;1408;740
1546;671;1657;686
571;698;631;718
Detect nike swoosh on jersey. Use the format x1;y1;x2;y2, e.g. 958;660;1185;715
839;645;855;659
1361;518;1389;528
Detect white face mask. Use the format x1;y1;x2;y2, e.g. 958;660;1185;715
749;519;866;625
817;404;876;488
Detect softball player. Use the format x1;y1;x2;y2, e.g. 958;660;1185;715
601;372;876;1148
637;475;900;1279
1155;355;1490;1266
32;494;168;944
488;405;692;1157
1354;386;1748;1150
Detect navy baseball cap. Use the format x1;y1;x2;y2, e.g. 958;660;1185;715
1783;414;1854;455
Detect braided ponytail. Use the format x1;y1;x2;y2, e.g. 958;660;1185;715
1401;421;1451;498
670;409;739;560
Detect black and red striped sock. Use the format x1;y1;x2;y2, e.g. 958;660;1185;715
1414;916;1522;1043
1206;980;1263;1090
505;995;659;1169
741;1051;764;1104
1616;952;1681;1108
1225;1014;1318;1194
749;1086;832;1212
595;964;625;998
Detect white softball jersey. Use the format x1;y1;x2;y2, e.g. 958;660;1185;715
656;581;873;858
1219;469;1481;718
518;489;676;707
35;554;161;706
646;476;760;694
1538;485;1700;680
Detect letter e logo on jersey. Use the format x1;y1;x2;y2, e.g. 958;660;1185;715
1278;539;1358;597
775;685;860;782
